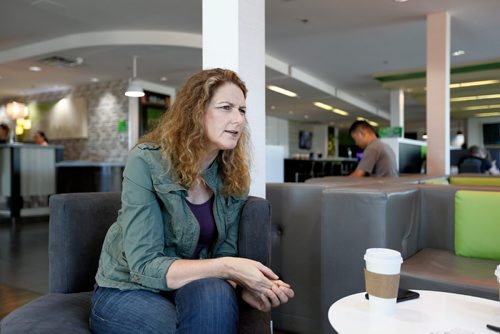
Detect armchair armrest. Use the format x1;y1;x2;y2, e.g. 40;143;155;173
238;196;271;267
49;192;122;293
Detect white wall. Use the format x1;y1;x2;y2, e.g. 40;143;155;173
266;117;330;158
467;116;500;148
266;115;289;157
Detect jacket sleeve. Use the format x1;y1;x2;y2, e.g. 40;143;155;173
118;148;179;291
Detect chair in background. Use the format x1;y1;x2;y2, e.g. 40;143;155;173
1;192;272;334
458;158;482;174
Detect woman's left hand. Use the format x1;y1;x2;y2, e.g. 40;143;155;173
241;280;294;312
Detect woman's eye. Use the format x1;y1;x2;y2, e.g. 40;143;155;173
239;108;246;114
219;105;232;111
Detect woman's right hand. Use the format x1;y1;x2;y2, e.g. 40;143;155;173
221;257;279;296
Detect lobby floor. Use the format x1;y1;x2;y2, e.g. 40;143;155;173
0;216;47;319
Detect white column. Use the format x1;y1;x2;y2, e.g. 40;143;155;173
128;98;139;150
202;0;266;197
390;89;404;132
426;12;450;176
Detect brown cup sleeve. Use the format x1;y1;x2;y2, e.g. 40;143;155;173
364;268;400;299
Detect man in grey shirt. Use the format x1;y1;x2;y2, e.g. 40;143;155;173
348;120;398;177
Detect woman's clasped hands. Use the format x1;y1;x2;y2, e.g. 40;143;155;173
223;257;294;312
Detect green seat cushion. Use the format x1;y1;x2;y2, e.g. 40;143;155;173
450;176;500;186
455;190;500;260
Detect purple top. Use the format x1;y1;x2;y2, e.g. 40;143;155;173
185;196;217;258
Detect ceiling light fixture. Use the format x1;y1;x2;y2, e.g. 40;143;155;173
356;116;377;126
450;80;499;89
267;85;297;97
313;101;333;110
6;101;28;120
452;50;465;56
476;112;500;117
125;55;145;97
332;108;349;116
29;66;42;72
463;104;500;111
313;102;349;116
451;93;500;102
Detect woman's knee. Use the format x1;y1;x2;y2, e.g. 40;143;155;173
175;278;239;332
177;278;238;308
90;287;177;334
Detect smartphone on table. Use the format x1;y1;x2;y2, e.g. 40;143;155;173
365;288;420;303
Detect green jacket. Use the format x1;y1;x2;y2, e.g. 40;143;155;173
95;143;247;292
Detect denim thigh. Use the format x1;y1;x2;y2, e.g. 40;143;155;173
90;286;177;334
174;278;239;334
90;278;238;334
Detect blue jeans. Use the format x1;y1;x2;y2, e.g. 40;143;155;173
89;278;239;334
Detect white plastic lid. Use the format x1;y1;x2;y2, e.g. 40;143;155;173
364;248;403;264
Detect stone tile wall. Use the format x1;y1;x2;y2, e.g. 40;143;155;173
2;79;130;162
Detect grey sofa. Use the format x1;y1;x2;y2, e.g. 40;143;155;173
266;178;437;334
321;184;500;333
1;192;272;334
267;183;328;334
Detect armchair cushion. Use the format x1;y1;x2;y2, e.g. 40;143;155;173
455;190;500;261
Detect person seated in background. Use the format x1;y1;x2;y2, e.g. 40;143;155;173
348;120;398;177
458;145;499;175
0;123;10;143
34;130;49;146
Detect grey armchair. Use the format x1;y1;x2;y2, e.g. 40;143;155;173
1;192;272;334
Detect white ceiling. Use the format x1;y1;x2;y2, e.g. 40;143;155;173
1;0;500;128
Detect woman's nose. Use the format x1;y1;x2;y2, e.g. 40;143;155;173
233;109;245;123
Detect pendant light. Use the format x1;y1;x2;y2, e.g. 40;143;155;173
125;56;145;97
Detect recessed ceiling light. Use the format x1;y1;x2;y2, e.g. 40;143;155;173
463;104;500;111
289;110;294;114
29;66;42;72
160;77;168;81
451;93;500;102
304;115;309;119
449;80;499;89
476;112;500;117
313;101;333;110
394;0;408;2
267;85;298;97
90;77;99;82
452;50;465;56
332;108;349;116
270;105;276;110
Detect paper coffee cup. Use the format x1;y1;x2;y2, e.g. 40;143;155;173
364;248;403;315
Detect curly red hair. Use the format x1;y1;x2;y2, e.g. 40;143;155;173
139;68;251;197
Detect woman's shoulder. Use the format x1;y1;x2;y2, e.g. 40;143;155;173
135;142;161;151
127;142;169;171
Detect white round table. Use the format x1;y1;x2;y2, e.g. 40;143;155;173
328;290;500;334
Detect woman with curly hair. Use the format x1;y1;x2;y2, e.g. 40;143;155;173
90;68;293;334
